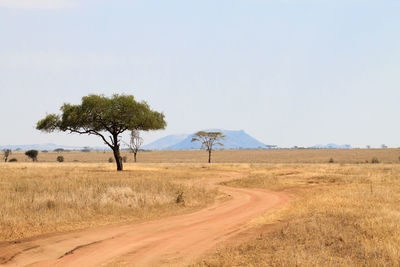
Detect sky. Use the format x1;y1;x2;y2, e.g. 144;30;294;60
0;0;399;148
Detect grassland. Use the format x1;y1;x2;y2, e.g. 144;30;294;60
195;164;400;266
7;148;400;164
0;163;221;241
2;149;400;266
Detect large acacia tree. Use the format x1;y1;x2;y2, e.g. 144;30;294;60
37;94;166;171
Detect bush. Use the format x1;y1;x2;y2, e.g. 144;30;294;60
8;158;17;162
328;158;334;163
108;157;114;163
25;150;39;162
371;157;380;164
122;156;128;163
57;156;64;162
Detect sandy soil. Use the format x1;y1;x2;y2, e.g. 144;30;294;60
0;176;288;267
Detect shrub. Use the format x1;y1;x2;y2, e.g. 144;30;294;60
25;150;38;162
8;158;17;162
56;156;64;162
371;157;380;164
122;156;128;163
108;157;114;163
328;158;334;163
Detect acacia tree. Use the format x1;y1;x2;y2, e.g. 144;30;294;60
36;94;166;171
3;149;11;162
126;130;143;163
191;131;225;163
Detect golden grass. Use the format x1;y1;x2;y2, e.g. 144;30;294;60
195;164;400;266
7;148;400;164
3;149;400;266
0;163;221;241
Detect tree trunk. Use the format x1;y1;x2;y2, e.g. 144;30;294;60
134;152;137;163
113;148;123;171
208;150;212;163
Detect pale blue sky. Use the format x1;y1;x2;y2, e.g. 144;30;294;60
0;0;399;148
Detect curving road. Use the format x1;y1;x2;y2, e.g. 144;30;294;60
0;179;288;267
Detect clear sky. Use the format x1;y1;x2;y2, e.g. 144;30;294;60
0;0;399;148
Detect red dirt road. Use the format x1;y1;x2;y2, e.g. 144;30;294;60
0;184;288;267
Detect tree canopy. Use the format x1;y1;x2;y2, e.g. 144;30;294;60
37;94;166;170
191;131;225;163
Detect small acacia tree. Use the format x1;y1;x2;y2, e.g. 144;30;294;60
25;150;38;162
3;149;11;162
126;130;144;163
191;131;225;163
37;94;166;171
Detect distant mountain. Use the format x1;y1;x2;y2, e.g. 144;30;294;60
0;143;107;151
142;134;189;150
310;143;352;149
144;129;267;150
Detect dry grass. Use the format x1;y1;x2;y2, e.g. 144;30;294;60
0;163;220;241
195;164;400;266
3;150;400;266
7;148;400;164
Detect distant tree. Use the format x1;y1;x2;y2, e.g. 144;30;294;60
54;148;65;152
126;130;144;163
36;94;166;171
3;149;11;162
25;150;38;162
81;146;91;152
381;144;388;149
56;155;64;162
191;131;225;163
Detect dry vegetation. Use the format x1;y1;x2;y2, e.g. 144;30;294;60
195;164;400;267
2;150;400;266
7;148;400;164
0;163;220;241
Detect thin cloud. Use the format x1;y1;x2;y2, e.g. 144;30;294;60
0;0;76;9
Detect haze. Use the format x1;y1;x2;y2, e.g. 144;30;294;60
0;0;399;148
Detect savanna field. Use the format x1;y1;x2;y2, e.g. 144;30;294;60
1;149;400;266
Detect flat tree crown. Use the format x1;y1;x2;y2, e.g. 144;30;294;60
36;94;166;171
191;131;225;150
37;94;166;135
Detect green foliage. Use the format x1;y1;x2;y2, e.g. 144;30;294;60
37;94;166;135
36;94;166;171
57;156;64;162
191;131;225;151
191;131;225;163
25;150;39;162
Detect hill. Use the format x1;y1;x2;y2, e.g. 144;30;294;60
144;130;267;150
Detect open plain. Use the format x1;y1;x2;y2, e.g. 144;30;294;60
1;149;400;266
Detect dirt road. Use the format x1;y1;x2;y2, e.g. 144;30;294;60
0;179;288;267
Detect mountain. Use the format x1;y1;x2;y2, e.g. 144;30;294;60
142;134;189;150
144;129;267;150
310;143;352;149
